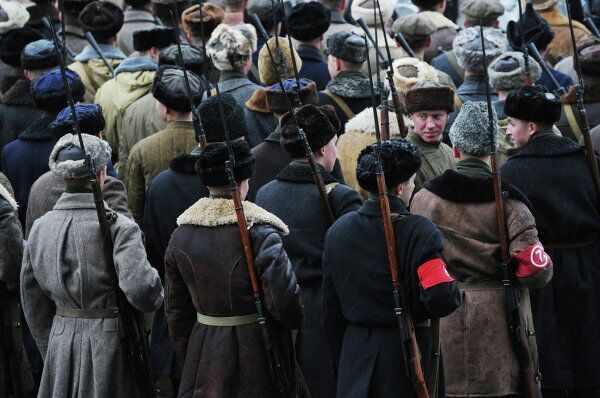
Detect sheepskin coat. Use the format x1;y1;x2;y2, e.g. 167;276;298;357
539;7;592;65
164;197;309;398
21;192;163;398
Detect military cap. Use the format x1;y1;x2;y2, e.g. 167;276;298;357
197;93;247;143
159;44;205;76
287;2;331;42
504;85;562;124
31;69;86;114
461;0;505;23
265;78;318;114
181;3;224;39
351;0;395;26
0;0;29;34
133;27;176;52
507;3;554;51
357;139;422;192
195;140;255;186
49;103;105;139
0;27;44;67
453;26;507;73
280;104;340;159
392;57;439;94
49;132;111;179
20;39;59;71
579;37;600;77
325;31;367;64
151;65;202;112
391;13;436;39
488;51;541;91
258;36;303;86
206;23;256;71
79;1;124;42
449;101;498;157
405;80;454;114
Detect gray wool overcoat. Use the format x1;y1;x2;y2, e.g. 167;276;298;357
21;192;164;398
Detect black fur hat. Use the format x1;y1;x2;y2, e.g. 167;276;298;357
125;0;150;7
287;2;331;42
356;139;422;193
0;27;44;67
159;43;204;76
504;85;562;124
195;140;255;186
133;27;176;52
152;65;202;112
79;1;124;41
325;31;367;64
507;2;554;51
31;69;86;114
280;104;340;159
197;93;246;143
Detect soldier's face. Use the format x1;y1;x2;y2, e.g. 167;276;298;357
506;117;534;148
410;111;448;143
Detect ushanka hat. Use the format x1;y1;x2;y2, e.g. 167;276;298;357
20;39;59;70
404;80;454;114
504;85;562;124
351;0;394;26
48;103;105;139
133;27;176;52
488;51;541;91
453;27;507;73
79;1;124;41
49;132;111;179
181;3;224;39
258;36;303;86
206;23;256;71
159;44;205;76
0;1;30;34
325;31;367;64
152;65;202;112
195;140;255;186
0;27;43;67
197;93;246;143
392;57;439;93
265;78;318;114
506;2;554;51
578;37;600;77
287;2;331;42
280;104;340;159
449;101;498;157
357;139;421;192
31;69;85;114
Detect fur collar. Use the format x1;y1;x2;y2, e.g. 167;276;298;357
114;56;157;75
326;71;377;98
0;180;17;210
511;131;584;158
424;169;531;208
18;114;54;141
564;83;600;104
2;78;34;107
75;44;126;63
169;153;200;175
276;161;338;184
245;88;270;113
177;197;289;235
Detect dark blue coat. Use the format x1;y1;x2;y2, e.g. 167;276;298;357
536;67;573;94
431;51;464;88
297;44;331;91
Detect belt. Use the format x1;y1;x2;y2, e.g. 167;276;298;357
458;281;505;291
55;307;119;318
196;312;259;327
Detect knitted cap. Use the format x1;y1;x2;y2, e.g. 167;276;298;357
449;101;498;156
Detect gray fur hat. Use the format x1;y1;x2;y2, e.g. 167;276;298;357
49;133;111;179
453;27;507;73
449;101;498;157
488;51;541;91
325;31;367;64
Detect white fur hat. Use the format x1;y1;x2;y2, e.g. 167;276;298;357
0;1;30;34
206;23;256;71
392;57;439;93
49;134;111;179
351;0;395;26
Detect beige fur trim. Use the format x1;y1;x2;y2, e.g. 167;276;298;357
392;57;439;93
420;11;458;30
0;181;17;211
345;106;410;137
351;0;395;25
177;197;289;235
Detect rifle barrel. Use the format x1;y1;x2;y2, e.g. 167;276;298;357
356;17;389;69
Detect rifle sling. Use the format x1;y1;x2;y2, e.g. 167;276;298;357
322;90;355;119
564;103;584;141
196;312;259;327
55;307;119;318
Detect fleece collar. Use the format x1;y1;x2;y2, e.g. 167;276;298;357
177;197;289;235
0;180;17;210
2;78;34;107
326;71;376;98
75;44;127;63
18;114;55;141
511;131;584;159
114;56;157;75
276;161;338;184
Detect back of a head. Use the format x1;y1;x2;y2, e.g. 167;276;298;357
79;1;125;43
392;57;439;94
504;85;562;126
49;103;105;139
325;31;367;66
133;27;176;53
247;0;283;32
0;0;30;34
449;101;498;157
151;65;203;112
21;39;59;72
265;78;318;114
198;93;247;143
152;0;192;25
488;51;541;91
410;0;444;11
287;2;331;42
578;37;600;79
0;27;44;68
49;130;111;181
195;140;255;187
206;23;256;72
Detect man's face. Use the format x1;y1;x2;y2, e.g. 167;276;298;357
506;117;534;148
410;110;448;143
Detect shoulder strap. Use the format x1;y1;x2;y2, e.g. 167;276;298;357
322;90;355;119
454;92;463;110
563;103;583;141
446;51;465;80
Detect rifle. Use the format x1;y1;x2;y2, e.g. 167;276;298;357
195;0;208;78
170;10;207;148
213;77;289;396
565;0;600;204
0;284;23;397
368;2;390;141
253;13;336;224
48;19;157;398
516;0;533;85
356;17;389;70
84;31;115;77
527;43;568;97
42;9;77;63
393;31;416;58
363;33;430;398
271;0;287;79
480;25;543;398
584;16;600;38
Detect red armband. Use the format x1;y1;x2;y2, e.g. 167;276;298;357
514;242;552;278
417;259;454;290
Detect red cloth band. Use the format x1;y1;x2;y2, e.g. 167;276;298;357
417;259;454;290
514;242;552;278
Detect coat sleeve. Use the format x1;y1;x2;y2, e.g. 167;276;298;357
0;198;22;291
103;177;133;220
112;218;163;313
252;226;304;330
330;185;363;219
20;244;55;359
125;145;146;226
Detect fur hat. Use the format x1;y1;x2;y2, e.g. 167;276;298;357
31;69;85;114
392;57;439;93
79;1;124;42
449;101;498;157
0;27;44;67
392;13;436;41
159;43;204;76
504;85;562;124
287;2;331;42
405;80;454;114
152;65;202;112
206;23;255;71
453;27;507;73
181;3;224;39
488;51;541;91
461;0;505;24
125;0;150;7
357;139;422;192
133;27;175;52
195;140;255;186
579;37;600;77
49;132;111;179
257;36;303;86
265;78;318;114
351;0;394;26
49;103;105;139
531;0;558;11
0;1;30;34
62;0;94;16
280;104;340;159
325;31;367;64
198;93;246;143
506;3;554;51
20;39;59;71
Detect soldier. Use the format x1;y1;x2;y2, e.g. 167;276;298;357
411;101;553;397
151;0;191;30
58;0;93;55
322;139;461;397
181;2;224;48
125;65;202;225
317;0;356;45
21;133;163;397
116;0;162;56
0;0;30;98
409;0;458;63
164;140;309;397
501;85;600;398
255;104;362;397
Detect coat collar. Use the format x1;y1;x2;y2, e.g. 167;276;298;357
265;126;281;143
114;56;157;75
75;44;126;63
53;192;108;211
177;197;289;235
2;78;35;107
511;130;584;159
123;8;157;23
358;195;409;217
276;161;338;184
297;45;324;62
18;114;55;141
218;73;258;92
326;71;376;98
